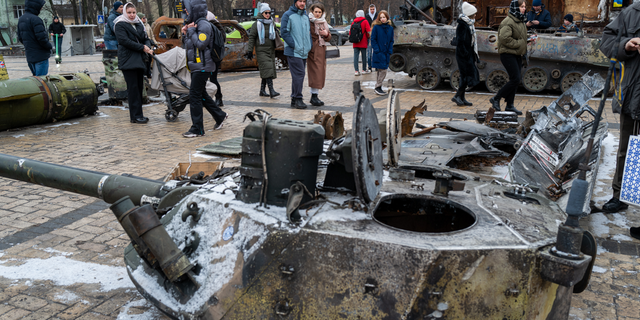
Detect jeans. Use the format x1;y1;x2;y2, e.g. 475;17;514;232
28;59;49;76
52;36;63;56
366;43;373;70
353;47;366;72
122;69;145;120
287;56;306;99
188;71;227;135
105;40;118;50
495;53;522;105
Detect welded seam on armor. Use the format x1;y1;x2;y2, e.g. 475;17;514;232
474;184;531;245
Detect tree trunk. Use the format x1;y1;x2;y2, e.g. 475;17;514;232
156;0;164;17
70;0;80;24
47;0;58;16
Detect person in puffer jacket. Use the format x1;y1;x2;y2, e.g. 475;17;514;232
17;0;52;76
105;1;123;50
281;0;312;109
181;0;228;138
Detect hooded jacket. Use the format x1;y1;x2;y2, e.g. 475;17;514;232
497;12;527;56
370;20;393;69
350;17;371;48
17;0;52;63
105;8;121;41
48;17;66;35
183;0;217;72
526;5;552;30
365;9;378;27
280;4;312;59
601;2;640;119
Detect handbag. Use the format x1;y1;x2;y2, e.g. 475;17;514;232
325;45;340;59
275;30;284;50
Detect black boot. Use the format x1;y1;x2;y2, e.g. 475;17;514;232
460;91;472;106
310;94;324;106
451;95;464;106
292;98;307;109
267;78;280;98
603;197;629;213
259;79;269;97
505;104;523;115
215;94;224;107
490;96;501;111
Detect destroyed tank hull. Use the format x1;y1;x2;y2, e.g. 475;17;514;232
391;22;608;93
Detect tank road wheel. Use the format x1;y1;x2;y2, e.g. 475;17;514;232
561;71;583;93
522;67;549;93
389;53;407;72
450;70;472;91
165;109;179;122
486;69;509;93
415;67;440;90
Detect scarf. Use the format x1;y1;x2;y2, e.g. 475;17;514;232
309;12;328;47
257;19;276;45
509;0;526;22
368;9;376;21
114;3;143;26
459;14;478;59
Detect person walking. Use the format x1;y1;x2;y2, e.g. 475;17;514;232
48;16;66;58
600;1;640;216
490;0;527;115
105;1;123;50
114;2;153;124
17;0;52;76
307;3;331;106
248;3;281;99
207;11;226;106
281;0;312;109
451;2;480;106
370;10;394;96
350;10;371;76
365;4;378;72
181;0;228;137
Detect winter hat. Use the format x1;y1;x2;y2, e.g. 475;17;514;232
461;2;477;16
356;10;365;18
564;14;573;22
206;11;216;21
137;13;145;19
532;0;542;6
260;3;271;13
53;16;59;20
114;1;123;10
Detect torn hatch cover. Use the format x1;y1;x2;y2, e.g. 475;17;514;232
352;94;383;203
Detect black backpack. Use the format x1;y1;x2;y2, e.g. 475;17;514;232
196;18;226;63
349;20;365;43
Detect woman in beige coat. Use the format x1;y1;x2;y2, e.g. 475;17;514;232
307;3;331;106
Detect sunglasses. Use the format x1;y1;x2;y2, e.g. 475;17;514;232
263;12;271;14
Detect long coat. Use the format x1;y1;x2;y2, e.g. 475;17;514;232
601;2;640;119
248;21;278;79
17;0;52;63
114;22;151;71
370;21;394;70
307;21;331;89
455;19;480;87
497;13;527;56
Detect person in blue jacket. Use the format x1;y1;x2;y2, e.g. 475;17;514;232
105;1;123;50
370;10;394;96
281;0;312;109
559;14;580;33
526;0;551;30
17;0;52;76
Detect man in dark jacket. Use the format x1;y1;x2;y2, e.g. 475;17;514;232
181;0;227;138
48;16;66;58
525;0;551;30
105;1;123;50
600;2;640;220
17;0;52;76
365;4;377;72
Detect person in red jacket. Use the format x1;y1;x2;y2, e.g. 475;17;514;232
350;10;371;76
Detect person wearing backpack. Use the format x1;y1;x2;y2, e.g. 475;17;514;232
281;0;312;109
247;3;281;98
350;10;371;76
181;0;228;138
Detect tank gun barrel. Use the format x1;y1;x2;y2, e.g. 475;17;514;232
0;153;164;205
403;0;437;24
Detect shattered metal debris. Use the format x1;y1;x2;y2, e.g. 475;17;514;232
401;99;427;137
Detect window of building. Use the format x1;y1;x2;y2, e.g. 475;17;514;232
13;5;24;19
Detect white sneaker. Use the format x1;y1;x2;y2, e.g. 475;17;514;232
363;69;372;74
355;71;361;76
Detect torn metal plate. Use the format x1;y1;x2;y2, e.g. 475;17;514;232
386;89;402;167
197;137;243;155
352;95;383;203
437;120;503;136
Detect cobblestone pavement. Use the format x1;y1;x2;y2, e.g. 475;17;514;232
0;49;638;319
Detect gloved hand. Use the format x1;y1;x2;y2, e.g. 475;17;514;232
244;51;254;60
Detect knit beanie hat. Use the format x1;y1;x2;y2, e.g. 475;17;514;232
461;2;477;16
532;0;542;6
356;10;365;18
564;14;573;22
114;1;123;10
137;13;145;19
260;3;271;13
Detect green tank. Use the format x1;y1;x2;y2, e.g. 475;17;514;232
0;72;101;131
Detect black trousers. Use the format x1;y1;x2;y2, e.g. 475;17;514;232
189;71;226;135
495;53;522;105
122;69;145;121
456;77;468;97
612;112;637;198
288;56;306;99
208;61;222;100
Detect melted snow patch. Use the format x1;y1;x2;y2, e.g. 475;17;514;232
591;265;608;273
116;299;164;320
55;290;79;304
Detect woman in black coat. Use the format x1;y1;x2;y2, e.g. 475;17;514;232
452;2;480;106
114;2;154;124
